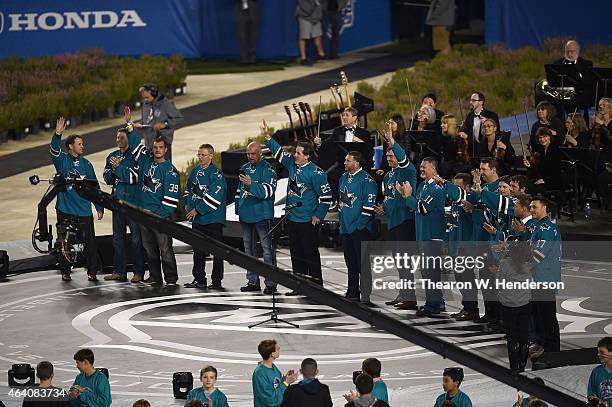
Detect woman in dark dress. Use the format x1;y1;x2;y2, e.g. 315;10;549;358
530;101;564;152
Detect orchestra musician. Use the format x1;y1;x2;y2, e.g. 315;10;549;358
439;114;469;178
526;127;562;194
529;101;564;152
457;92;500;156
476;118;516;175
563;112;590;148
552;40;593;123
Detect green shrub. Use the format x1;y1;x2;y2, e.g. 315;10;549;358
0;49;187;132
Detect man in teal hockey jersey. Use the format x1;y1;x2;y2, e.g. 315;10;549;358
236;141;279;294
263;120;332;294
103;125;145;283
50;117;104;282
184;144;227;289
129;132;180;287
396;156;446;317
339;151;377;304
374;126;418;310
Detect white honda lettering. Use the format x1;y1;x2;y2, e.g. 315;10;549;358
92;11;119;29
116;10;147;28
63;11;92;29
37;12;64;30
9;13;37;31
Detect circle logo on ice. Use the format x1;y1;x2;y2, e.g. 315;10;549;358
71;292;425;365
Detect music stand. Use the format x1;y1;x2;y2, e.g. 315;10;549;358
591;67;612;100
354;92;374;128
406;130;440;159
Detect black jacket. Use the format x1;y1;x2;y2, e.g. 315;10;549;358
554;56;593;83
329;125;372;144
280;379;333;407
533;143;563;190
463;108;500;153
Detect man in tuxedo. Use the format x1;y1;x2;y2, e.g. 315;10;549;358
330;107;372;144
554;40;593;123
457;92;500;158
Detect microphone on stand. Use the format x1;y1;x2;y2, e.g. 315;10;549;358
261;201;303;242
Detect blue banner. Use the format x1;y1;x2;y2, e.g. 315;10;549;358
0;0;392;59
485;0;612;49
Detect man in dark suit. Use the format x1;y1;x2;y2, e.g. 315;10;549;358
554;40;593;123
329;107;372;144
235;0;260;64
457;91;500;159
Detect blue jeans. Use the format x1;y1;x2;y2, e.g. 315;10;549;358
112;209;144;277
241;219;276;288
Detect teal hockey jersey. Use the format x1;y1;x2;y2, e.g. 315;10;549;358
404;178;446;241
338;167;377;234
235;159;277;223
185;163;226;225
382;143;416;229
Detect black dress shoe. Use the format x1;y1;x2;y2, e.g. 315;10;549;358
147;280;163;287
455;310;479;322
360;301;377;308
165;282;178;287
474;314;493;323
184;280;205;288
240;284;261;292
415;307;441;317
450;309;465;318
263;286;278;295
385;298;403;306
208;283;223;290
285;290;300;296
394;301;418;310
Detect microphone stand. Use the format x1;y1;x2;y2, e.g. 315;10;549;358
249;203;301;329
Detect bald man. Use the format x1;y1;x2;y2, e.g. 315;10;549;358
236;142;279;294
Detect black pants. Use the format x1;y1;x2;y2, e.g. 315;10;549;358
235;0;260;63
341;228;372;301
56;210;101;274
502;303;531;372
532;290;560;352
192;223;224;284
389;220;416;301
141;225;178;284
456;246;479;312
480;252;500;321
288;220;323;285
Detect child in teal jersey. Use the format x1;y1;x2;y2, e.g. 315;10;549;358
434;368;472;407
252;339;298;407
186;365;229;407
588;337;612;406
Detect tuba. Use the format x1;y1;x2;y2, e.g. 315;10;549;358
536;79;576;100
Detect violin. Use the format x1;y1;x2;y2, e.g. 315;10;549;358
493;133;507;160
529;151;542;167
592;113;603;148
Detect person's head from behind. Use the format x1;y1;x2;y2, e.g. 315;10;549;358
185;399;204;407
300;358;319;379
258;339;279;362
199;365;218;391
442;367;464;393
74;348;95;373
65;135;84;157
132;400;151;407
354;373;374;396
153;137;168;161
36;361;54;383
361;358;381;379
597;337;612;366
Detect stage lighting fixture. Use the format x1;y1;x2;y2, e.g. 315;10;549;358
172;372;193;399
0;250;8;278
7;364;35;387
97;368;109;379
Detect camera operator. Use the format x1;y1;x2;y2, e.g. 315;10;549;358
50;117;104;282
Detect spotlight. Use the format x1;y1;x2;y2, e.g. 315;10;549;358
172;372;193;399
8;364;35;387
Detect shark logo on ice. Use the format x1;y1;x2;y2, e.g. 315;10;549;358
3;10;146;32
